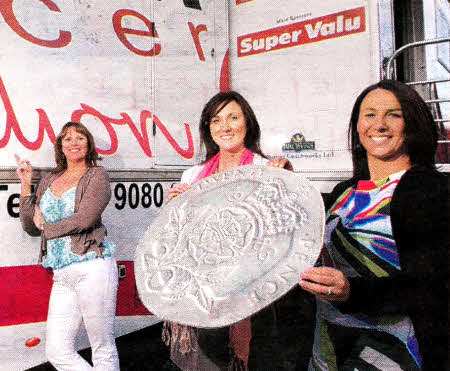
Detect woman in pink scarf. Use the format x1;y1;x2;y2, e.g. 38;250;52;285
163;91;291;371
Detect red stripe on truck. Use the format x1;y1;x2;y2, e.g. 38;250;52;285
116;261;152;316
0;265;53;326
0;261;151;327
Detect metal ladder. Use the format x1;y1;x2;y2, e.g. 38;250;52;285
386;37;450;167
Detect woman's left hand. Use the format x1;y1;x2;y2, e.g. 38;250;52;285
299;267;350;303
168;183;190;202
267;157;293;171
33;205;45;231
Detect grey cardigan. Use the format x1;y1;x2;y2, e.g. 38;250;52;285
20;166;111;262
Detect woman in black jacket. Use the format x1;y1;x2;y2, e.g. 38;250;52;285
300;80;448;370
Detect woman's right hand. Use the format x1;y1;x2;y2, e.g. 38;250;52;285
267;157;294;171
15;154;33;185
168;183;190;201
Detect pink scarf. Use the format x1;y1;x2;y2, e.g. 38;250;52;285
195;148;254;366
193;148;254;183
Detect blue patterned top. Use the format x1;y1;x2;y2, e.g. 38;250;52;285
40;187;115;270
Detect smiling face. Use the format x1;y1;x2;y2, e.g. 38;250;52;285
210;100;247;154
357;89;410;165
61;126;88;164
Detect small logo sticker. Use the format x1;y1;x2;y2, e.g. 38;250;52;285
282;133;315;152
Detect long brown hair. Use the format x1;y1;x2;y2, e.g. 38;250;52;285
348;80;437;181
53;122;99;174
199;91;267;163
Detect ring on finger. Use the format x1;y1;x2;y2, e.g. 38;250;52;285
326;288;332;296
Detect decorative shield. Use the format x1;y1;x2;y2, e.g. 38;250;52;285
134;165;324;327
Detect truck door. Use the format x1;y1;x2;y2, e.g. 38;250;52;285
228;0;382;192
153;0;229;167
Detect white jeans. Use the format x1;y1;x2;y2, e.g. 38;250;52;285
46;257;119;371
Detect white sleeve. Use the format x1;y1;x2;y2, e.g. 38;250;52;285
180;164;204;185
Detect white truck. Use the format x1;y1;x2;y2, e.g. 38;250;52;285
0;0;448;369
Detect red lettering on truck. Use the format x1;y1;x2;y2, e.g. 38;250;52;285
113;9;162;57
0;0;71;48
0;77;56;150
0;76;194;159
1;2;208;62
188;22;208;61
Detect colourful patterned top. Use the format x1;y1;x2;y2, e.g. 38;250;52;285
40;187;115;270
311;170;422;371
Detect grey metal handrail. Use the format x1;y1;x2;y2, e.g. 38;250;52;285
386;37;450;78
386;37;450;154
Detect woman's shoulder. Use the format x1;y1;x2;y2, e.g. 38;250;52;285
41;171;58;183
39;171;60;190
392;166;448;218
398;166;447;193
330;178;356;197
402;166;446;180
78;167;110;190
86;166;109;179
321;179;355;210
87;165;107;174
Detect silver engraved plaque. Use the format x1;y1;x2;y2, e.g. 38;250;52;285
134;165;324;327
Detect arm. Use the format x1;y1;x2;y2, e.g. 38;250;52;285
20;194;42;237
16;155;42;236
42;168;111;240
299;247;440;315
